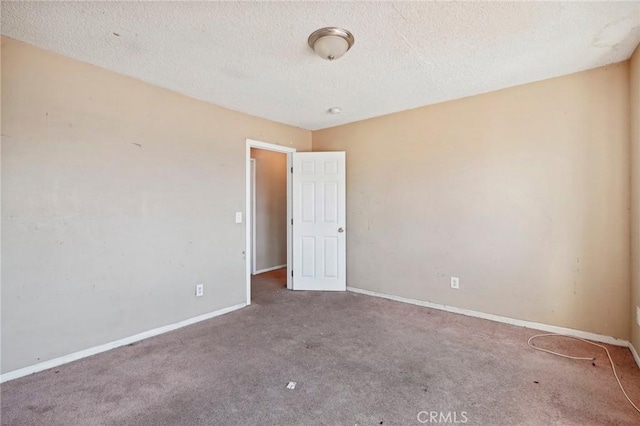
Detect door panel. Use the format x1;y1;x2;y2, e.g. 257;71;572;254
292;152;346;291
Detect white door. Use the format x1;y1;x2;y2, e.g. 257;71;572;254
292;152;346;291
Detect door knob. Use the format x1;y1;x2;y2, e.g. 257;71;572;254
338;227;344;233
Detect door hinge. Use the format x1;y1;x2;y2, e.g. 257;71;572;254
290;167;293;173
291;219;293;225
291;270;294;277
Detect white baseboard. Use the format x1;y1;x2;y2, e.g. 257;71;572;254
630;343;640;370
0;302;246;384
3;290;637;383
347;287;630;347
254;264;286;275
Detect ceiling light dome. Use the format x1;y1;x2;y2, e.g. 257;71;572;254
308;27;354;61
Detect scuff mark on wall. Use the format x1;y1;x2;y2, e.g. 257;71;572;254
592;16;639;50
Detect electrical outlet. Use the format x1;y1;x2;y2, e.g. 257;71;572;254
637;306;640;327
451;277;459;289
235;212;243;224
196;284;204;297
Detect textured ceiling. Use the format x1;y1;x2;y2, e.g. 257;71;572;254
2;1;640;130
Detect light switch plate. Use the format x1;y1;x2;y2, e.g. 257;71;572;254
235;212;242;224
637;306;640;327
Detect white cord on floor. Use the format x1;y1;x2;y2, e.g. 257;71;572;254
527;333;640;414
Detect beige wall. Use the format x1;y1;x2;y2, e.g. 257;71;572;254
0;37;311;373
2;34;636;375
313;62;631;339
250;148;287;271
631;44;640;352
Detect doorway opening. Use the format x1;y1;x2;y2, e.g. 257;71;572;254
245;139;295;305
250;148;287;303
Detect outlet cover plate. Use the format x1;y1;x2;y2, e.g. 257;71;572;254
451;277;460;289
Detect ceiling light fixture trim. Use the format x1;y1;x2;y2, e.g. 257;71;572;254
308;27;355;61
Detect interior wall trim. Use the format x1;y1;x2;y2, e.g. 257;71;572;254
254;264;287;275
0;302;246;383
347;287;632;349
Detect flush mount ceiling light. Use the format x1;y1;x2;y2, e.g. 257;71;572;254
327;107;342;114
308;27;354;61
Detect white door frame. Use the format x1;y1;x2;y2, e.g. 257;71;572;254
245;139;296;305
